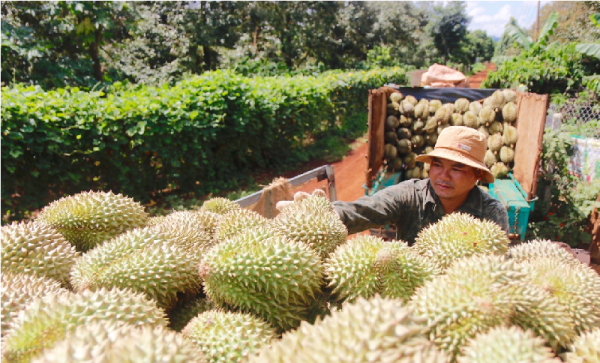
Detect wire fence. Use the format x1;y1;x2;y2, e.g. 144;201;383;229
546;96;600;138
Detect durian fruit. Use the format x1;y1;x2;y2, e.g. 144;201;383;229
214;209;267;242
437;123;450;135
488;121;503;135
522;257;600;336
563;328;600;363
1;221;79;287
463;111;479;129
484;90;506;112
397;139;412;155
411;134;425;148
165;209;221;236
275;191;334;215
182;310;277;363
499;146;515;163
491;162;509;179
167;296;216;332
387;103;400;116
405;95;418;106
385;143;398;160
434;106;451;125
412;119;425;134
484;150;497;168
403;152;417;169
1;272;68;336
454;98;470;114
399;114;412;127
325;235;440;303
2;287;167;363
406;166;421;179
450;113;464;126
38;191;148;252
469;101;482;116
152;214;216;253
502;102;518;122
425;132;438;147
429;99;443;114
421;167;429;179
146;215;167;226
70;227;203;309
200;197;240;215
248;295;449;363
390;92;404;103
479;106;496;127
386;115;400;129
413;213;509;269
397;127;412;140
425;146;434;155
506;239;579;265
391;157;405;171
414;102;428;120
200;226;323;331
401;100;415;115
32;321;205;363
503;125;519;148
487;134;503;153
424;117;439;133
503;89;517;103
477;126;489;137
385;131;398;143
457;326;560;363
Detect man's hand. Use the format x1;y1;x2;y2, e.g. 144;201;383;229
275;189;326;212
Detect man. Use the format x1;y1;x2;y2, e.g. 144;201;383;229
331;126;508;245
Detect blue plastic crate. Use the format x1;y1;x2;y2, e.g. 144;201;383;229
488;174;537;240
363;171;403;196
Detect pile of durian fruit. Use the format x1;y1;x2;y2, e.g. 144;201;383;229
2;190;599;363
384;90;520;181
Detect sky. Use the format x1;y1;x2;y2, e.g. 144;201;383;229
464;1;552;39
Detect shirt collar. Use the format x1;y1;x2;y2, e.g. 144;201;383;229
423;180;484;217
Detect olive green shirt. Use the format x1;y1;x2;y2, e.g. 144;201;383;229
332;178;509;245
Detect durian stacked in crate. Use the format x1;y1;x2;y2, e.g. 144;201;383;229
3;189;600;363
384;89;519;181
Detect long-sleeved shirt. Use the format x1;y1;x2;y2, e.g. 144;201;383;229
332;178;509;245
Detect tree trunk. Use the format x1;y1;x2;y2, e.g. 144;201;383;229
203;45;212;71
253;25;260;54
89;25;104;82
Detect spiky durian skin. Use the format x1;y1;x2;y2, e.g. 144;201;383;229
469;101;482;116
2;287;167;363
454;98;470;114
523;257;600;337
503;125;519;146
272;199;348;259
33;321;206;363
390;92;404;103
278;193;335;215
413;213;509;270
182;310;277;363
499;146;514;163
248;295;448;363
507;239;580;265
162;210;222;237
213;209;267;242
37;191;148;252
502;101;518;122
70;227;203;309
491;162;509;179
146;215;167;226
564;328;600;363
167;296;217;332
325;235;440;303
200;197;240;215
1;272;68;335
1;222;79;287
200;226;323;331
457;326;560;363
150;219;216;256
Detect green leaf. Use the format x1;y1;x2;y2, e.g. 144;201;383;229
189;110;199;120
575;43;600;60
538;11;558;45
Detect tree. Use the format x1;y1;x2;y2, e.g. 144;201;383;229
527;1;600;43
426;2;471;63
464;30;495;63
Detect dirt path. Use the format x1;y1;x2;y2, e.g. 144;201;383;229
468;63;496;89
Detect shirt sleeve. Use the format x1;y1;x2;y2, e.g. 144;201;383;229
483;199;510;236
332;182;415;235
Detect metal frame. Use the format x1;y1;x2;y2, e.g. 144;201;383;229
234;165;337;208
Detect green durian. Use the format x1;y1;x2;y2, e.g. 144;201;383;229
503;89;517;103
276;191;334;215
450;113;464;126
391;157;405;171
385;131;398;143
414;102;428;120
182;310;277;363
405;95;418;106
434;106;451;124
248;295;448;363
454;98;470;114
425;132;438;146
397;127;412;140
271;200;348;259
563;328;600;363
399;114;412;127
484;90;506;111
403;152;417;169
200;226;323;331
502;102;518;122
385;143;398;160
500;146;515;163
457;326;560;363
167;296;216;332
33;321;205;363
411;134;425;148
507;239;579;265
522;257;600;336
487;134;503;152
429;99;443;114
424;117;438;133
146;215;167;226
397;139;412;155
152;212;217;250
469;101;483;116
488;121;503;135
167;209;221;236
503;125;519;147
390;92;404;103
37;191;148;252
70;227;203;309
421;167;429;178
484;150;497;167
425;146;435;154
463;111;479;129
2;288;167;363
413;213;509;270
325;235;440;303
200;197;240;215
214;209;267;241
490;162;509;179
386;115;400;129
479;106;496;127
1;221;79;287
387;103;400;116
478;125;490;137
401;100;415;115
412;119;425;135
437;123;450;135
1;272;68;336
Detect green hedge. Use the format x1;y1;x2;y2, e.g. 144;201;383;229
2;67;407;221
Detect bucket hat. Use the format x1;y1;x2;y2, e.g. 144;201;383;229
415;126;495;183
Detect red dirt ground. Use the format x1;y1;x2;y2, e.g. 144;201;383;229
468;63;496;89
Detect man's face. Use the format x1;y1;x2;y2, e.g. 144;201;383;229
428;157;479;201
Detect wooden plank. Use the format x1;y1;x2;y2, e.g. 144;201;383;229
513;92;549;200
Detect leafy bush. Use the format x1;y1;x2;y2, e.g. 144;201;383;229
1;67;407;222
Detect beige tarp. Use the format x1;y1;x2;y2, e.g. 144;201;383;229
421;63;468;88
